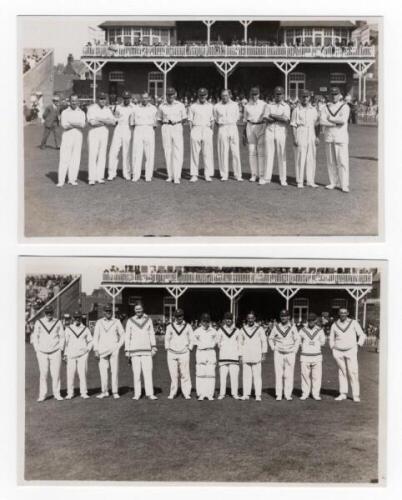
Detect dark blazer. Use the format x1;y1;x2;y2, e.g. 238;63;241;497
42;104;59;128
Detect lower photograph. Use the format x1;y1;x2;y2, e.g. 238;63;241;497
19;257;386;485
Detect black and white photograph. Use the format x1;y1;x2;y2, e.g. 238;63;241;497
20;258;385;484
20;16;381;238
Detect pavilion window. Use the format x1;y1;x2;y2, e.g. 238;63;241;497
160;29;170;44
109;71;125;82
330;72;346;84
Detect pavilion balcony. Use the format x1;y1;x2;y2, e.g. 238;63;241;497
101;272;373;286
82;44;375;60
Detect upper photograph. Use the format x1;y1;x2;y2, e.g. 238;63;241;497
19;16;381;239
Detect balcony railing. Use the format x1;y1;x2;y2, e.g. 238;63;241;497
82;44;375;60
102;272;373;286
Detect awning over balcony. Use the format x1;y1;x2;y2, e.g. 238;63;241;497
280;20;356;28
99;20;176;29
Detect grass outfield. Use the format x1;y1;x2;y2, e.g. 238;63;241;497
24;342;379;483
23;123;378;237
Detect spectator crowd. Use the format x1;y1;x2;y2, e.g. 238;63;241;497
23;49;49;73
25;274;75;319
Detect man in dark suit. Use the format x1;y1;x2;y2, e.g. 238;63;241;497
39;95;60;149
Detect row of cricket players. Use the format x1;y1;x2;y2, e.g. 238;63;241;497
31;302;366;403
57;84;351;192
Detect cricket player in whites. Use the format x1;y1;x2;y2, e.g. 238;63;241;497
157;87;187;184
31;305;65;402
93;304;125;399
268;310;300;400
193;313;219;400
242;87;266;184
217;312;241;399
86;92;115;185
299;313;326;400
125;303;158;400
188;87;215;182
164;309;194;399
57;94;86;187
263;86;291;186
214;89;243;182
239;312;268;401
130;92;158;182
63;311;93;400
108;90;134;181
319;87;351;192
329;308;367;402
290;89;320;188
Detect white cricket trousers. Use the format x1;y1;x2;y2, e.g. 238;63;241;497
217;124;242;180
219;363;239;397
58;128;83;185
66;353;88;397
98;349;119;395
167;350;191;397
132;125;155;181
36;349;62;399
161;124;183;181
325;142;349;190
108;125;132;179
242;362;262;398
294;139;317;185
300;356;322;398
196;349;216;398
332;347;360;398
274;350;296;398
265;127;287;183
246;123;265;178
190;126;214;178
88;126;109;183
130;355;154;398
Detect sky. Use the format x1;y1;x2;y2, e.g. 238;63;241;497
20;16;107;64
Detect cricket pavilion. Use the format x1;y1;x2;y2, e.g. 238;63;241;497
100;268;378;327
80;18;377;103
